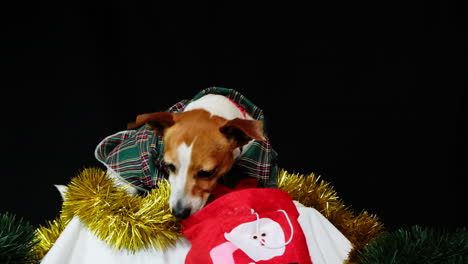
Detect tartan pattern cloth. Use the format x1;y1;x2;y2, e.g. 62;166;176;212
95;87;278;191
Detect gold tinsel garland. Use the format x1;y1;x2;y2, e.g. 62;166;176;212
35;218;67;259
277;170;385;263
36;168;181;255
35;168;384;263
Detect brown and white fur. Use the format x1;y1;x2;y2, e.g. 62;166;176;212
128;94;266;219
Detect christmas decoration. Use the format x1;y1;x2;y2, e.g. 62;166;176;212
0;212;40;264
277;170;385;263
35;218;65;260
36;168;181;255
25;168;468;263
358;225;468;264
35;167;385;263
182;188;313;264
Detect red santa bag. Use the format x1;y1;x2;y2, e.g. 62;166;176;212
182;188;312;264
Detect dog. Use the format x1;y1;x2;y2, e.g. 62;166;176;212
127;94;267;218
94;88;278;219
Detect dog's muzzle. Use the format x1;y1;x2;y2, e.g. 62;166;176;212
172;201;191;219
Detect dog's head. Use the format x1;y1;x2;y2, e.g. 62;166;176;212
129;109;265;219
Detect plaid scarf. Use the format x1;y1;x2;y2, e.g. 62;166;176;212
95;87;278;191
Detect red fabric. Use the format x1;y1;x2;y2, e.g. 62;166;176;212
211;178;259;200
182;188;312;264
227;97;248;119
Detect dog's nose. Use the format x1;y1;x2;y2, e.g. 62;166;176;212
172;207;191;219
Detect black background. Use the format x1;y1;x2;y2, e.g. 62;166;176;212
1;2;466;230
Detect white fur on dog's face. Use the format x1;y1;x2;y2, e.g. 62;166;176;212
167;142;205;216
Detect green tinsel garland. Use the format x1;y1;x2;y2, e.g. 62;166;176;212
0;212;40;264
359;225;468;264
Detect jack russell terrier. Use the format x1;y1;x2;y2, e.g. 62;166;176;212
95;87;278;219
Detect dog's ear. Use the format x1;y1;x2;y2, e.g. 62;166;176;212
220;118;266;147
127;112;175;135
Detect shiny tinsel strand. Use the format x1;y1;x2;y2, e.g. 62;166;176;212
278;169;385;263
0;212;40;264
35;218;67;259
35;168;181;256
64;168;181;252
358;226;468;264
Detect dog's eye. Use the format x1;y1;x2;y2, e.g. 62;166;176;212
166;163;176;173
197;169;215;179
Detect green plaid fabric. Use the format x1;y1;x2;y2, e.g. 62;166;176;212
95;87;278;191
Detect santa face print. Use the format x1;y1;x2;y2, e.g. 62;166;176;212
224;217;286;262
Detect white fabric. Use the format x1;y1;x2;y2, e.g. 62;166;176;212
295;201;353;264
40;216;191;264
41;204;352;264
